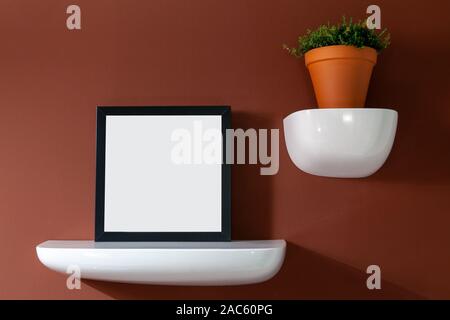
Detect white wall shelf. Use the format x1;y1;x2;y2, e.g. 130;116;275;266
36;240;286;286
284;108;398;178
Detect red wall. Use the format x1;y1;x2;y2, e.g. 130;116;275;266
1;0;450;299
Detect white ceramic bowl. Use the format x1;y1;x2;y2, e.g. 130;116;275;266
283;108;398;178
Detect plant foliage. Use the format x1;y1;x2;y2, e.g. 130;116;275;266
284;17;390;57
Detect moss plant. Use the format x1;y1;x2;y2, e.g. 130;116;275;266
284;16;390;57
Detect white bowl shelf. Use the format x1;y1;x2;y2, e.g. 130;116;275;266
283;108;398;178
36;240;286;286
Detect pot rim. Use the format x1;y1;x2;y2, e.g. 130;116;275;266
304;45;377;67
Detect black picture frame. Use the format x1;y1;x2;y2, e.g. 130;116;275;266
95;106;231;242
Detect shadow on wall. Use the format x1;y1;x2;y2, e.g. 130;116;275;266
231;111;276;240
367;42;450;186
85;243;423;299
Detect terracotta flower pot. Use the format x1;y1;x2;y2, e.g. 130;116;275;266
305;45;377;108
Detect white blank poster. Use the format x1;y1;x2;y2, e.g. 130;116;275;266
104;115;222;232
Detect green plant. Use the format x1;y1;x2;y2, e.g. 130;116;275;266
283;16;390;57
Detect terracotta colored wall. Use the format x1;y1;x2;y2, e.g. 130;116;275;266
1;0;449;299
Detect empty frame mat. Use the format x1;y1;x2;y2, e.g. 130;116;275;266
95;107;231;241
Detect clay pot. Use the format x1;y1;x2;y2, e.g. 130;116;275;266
304;45;377;108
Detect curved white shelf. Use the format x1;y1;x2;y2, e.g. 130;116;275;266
36;240;286;286
283;108;397;178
